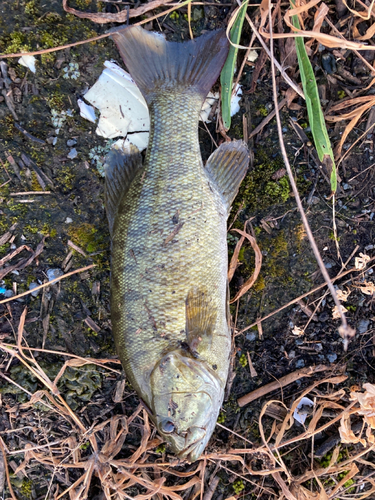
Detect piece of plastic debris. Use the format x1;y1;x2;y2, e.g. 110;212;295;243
293;397;314;425
67;148;78;159
122;133;149;153
247;50;258;63
47;268;64;283
28;282;40;297
84;60;149;140
65;217;73;224
0;287;6;295
77;99;96;123
18;54;37;73
230;84;243;117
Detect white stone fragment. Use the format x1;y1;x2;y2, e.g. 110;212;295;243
293;397;314;425
67;148;78;159
247;50;259;62
230;84;243;117
78;99;96;123
18;54;37;73
200;92;219;123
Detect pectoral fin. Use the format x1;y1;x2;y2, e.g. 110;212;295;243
204;141;249;212
104;145;143;236
185;287;216;356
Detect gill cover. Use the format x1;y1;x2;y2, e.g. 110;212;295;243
150;351;222;462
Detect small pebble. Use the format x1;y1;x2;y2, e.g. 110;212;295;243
4;290;14;298
67;148;78;159
358;318;370;334
327;353;337;363
246;331;257;341
295;359;305;368
343;183;351;191
47;268;64;282
65;217;73;223
46;136;56;145
28;282;40;297
365;244;374;251
67;139;77;147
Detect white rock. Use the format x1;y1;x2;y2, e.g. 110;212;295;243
65;217;73;224
77;99;96;123
247;50;259;62
67;148;78;159
18;54;37;73
230;84;243;117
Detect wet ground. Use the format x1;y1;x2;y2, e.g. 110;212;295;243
1;0;375;498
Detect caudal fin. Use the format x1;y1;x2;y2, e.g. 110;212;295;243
109;26;229;104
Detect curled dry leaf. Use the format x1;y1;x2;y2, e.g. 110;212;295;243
292;326;304;336
355;252;371;270
332;304;348;319
339;414;366;445
336;288;350;301
357;281;375;296
350;383;375;430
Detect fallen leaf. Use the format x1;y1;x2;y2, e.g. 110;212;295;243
355;252;371;270
332;304;348;319
336;288;350;301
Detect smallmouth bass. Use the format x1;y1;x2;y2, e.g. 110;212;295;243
105;25;249;462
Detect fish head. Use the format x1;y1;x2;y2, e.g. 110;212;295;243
150;351;223;462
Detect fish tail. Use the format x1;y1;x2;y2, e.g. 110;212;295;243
109;26;229;104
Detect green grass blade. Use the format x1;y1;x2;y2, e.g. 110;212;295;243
220;0;248;131
291;1;337;194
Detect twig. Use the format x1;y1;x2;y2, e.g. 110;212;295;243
237;364;329;407
237;256;375;335
0;437;18;500
0;264;96;305
249;98;287;139
268;2;353;347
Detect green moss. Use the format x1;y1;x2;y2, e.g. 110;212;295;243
252;274;266;291
264;176;290;203
257;105;268;117
217;412;226;424
3;31;32;54
20;477;33;498
239;353;247;367
54;165;76;192
232;479;245;494
24;0;40;17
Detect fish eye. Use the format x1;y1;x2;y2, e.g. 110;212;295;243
160;419;175;434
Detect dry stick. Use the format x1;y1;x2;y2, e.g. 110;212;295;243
338;122;375;168
0;437;17;500
237;254;375;336
268;6;353;348
302;244;359;333
249;97;287;139
325;17;375;76
238;364;329;406
0;264;96;305
233;0;304;99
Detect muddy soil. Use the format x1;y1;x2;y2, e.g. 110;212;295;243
0;0;375;498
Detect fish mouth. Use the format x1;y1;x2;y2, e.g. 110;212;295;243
176;426;207;463
177;440;205;463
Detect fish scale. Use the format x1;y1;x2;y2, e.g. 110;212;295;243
105;25;250;461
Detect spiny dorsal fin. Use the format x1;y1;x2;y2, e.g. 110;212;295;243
205;141;249;212
185;287;216;357
109;26;229;105
104;145;143;236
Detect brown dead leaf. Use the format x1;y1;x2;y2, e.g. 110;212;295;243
355;252;371;270
332;304;348;319
339;414;366;445
336;288;350;301
230;229;262;303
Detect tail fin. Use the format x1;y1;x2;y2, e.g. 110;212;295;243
109;26;229;104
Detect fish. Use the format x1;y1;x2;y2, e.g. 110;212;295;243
105;25;249;462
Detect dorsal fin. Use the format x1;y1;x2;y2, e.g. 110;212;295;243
205;141;249;212
104;145;143;236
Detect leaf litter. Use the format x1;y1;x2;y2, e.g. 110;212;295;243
2;0;375;497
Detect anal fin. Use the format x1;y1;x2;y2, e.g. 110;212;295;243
204;140;249;212
104;144;143;236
